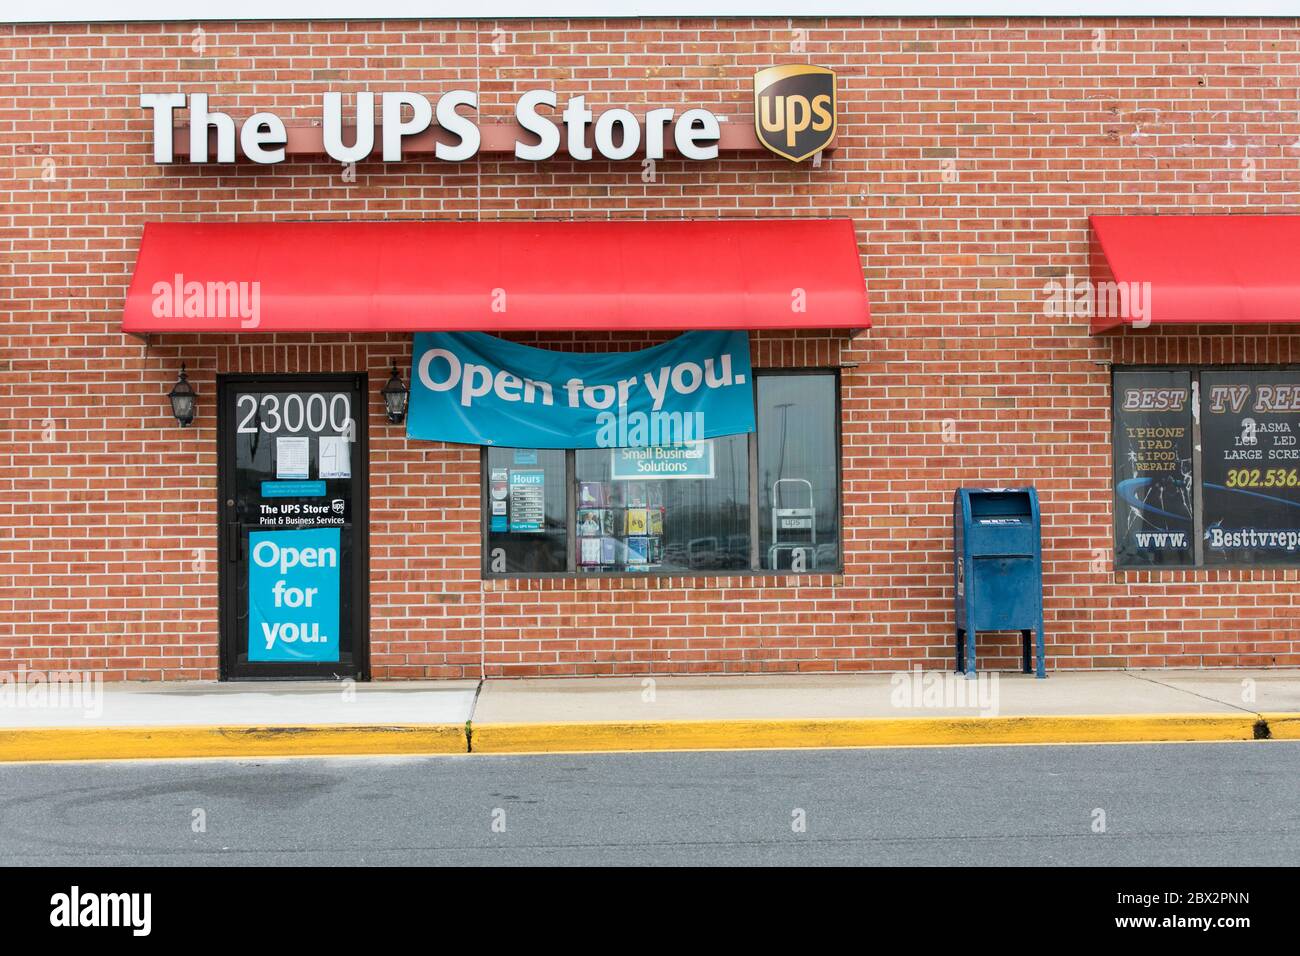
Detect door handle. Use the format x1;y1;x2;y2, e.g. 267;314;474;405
227;523;241;562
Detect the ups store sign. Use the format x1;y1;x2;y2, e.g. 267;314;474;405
753;65;838;162
141;65;839;166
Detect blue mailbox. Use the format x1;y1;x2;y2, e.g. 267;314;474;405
953;488;1045;678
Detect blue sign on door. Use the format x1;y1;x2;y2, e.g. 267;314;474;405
248;527;341;663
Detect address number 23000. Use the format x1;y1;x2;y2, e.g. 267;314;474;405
236;393;355;437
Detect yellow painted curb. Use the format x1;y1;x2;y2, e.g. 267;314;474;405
1;713;1282;762
0;724;469;763
1261;712;1300;740
470;714;1263;754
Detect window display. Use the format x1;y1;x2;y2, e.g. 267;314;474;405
484;447;568;573
481;372;840;577
575;435;749;573
1201;370;1300;566
1112;366;1300;568
1112;369;1195;567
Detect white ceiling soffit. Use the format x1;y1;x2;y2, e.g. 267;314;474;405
7;1;1300;25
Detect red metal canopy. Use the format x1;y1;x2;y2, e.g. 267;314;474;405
1089;215;1300;333
121;219;870;335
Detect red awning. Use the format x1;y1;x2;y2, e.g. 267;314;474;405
121;219;869;335
1089;215;1300;333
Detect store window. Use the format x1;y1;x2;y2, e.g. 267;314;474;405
757;373;841;571
481;370;842;577
1112;366;1300;568
1112;368;1195;567
485;447;568;573
576;434;749;573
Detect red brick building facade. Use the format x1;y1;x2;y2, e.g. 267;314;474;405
3;16;1300;681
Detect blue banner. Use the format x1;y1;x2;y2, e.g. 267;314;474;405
248;527;341;663
407;330;755;448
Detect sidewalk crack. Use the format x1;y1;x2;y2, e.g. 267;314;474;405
465;679;485;753
1121;670;1263;719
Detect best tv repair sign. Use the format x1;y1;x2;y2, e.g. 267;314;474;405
248;528;341;663
406;330;755;448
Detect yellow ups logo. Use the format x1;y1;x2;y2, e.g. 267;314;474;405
754;65;837;162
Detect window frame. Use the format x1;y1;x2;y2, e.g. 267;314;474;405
479;367;844;579
1112;362;1300;571
481;445;572;576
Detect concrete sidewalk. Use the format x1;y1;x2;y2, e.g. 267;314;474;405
1;670;1297;761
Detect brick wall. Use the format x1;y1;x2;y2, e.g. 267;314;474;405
2;17;1299;680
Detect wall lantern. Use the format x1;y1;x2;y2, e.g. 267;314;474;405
381;362;409;425
167;364;198;427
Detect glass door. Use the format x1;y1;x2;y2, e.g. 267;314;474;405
217;375;368;680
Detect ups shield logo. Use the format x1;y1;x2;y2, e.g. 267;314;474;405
754;65;837;162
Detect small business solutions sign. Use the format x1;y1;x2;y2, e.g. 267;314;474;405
140;66;837;165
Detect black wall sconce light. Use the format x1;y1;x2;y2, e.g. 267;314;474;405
381;362;409;425
168;364;197;427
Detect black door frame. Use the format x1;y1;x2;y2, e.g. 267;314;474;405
216;373;370;681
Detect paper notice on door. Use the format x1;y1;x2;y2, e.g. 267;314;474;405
275;436;310;479
318;435;351;479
